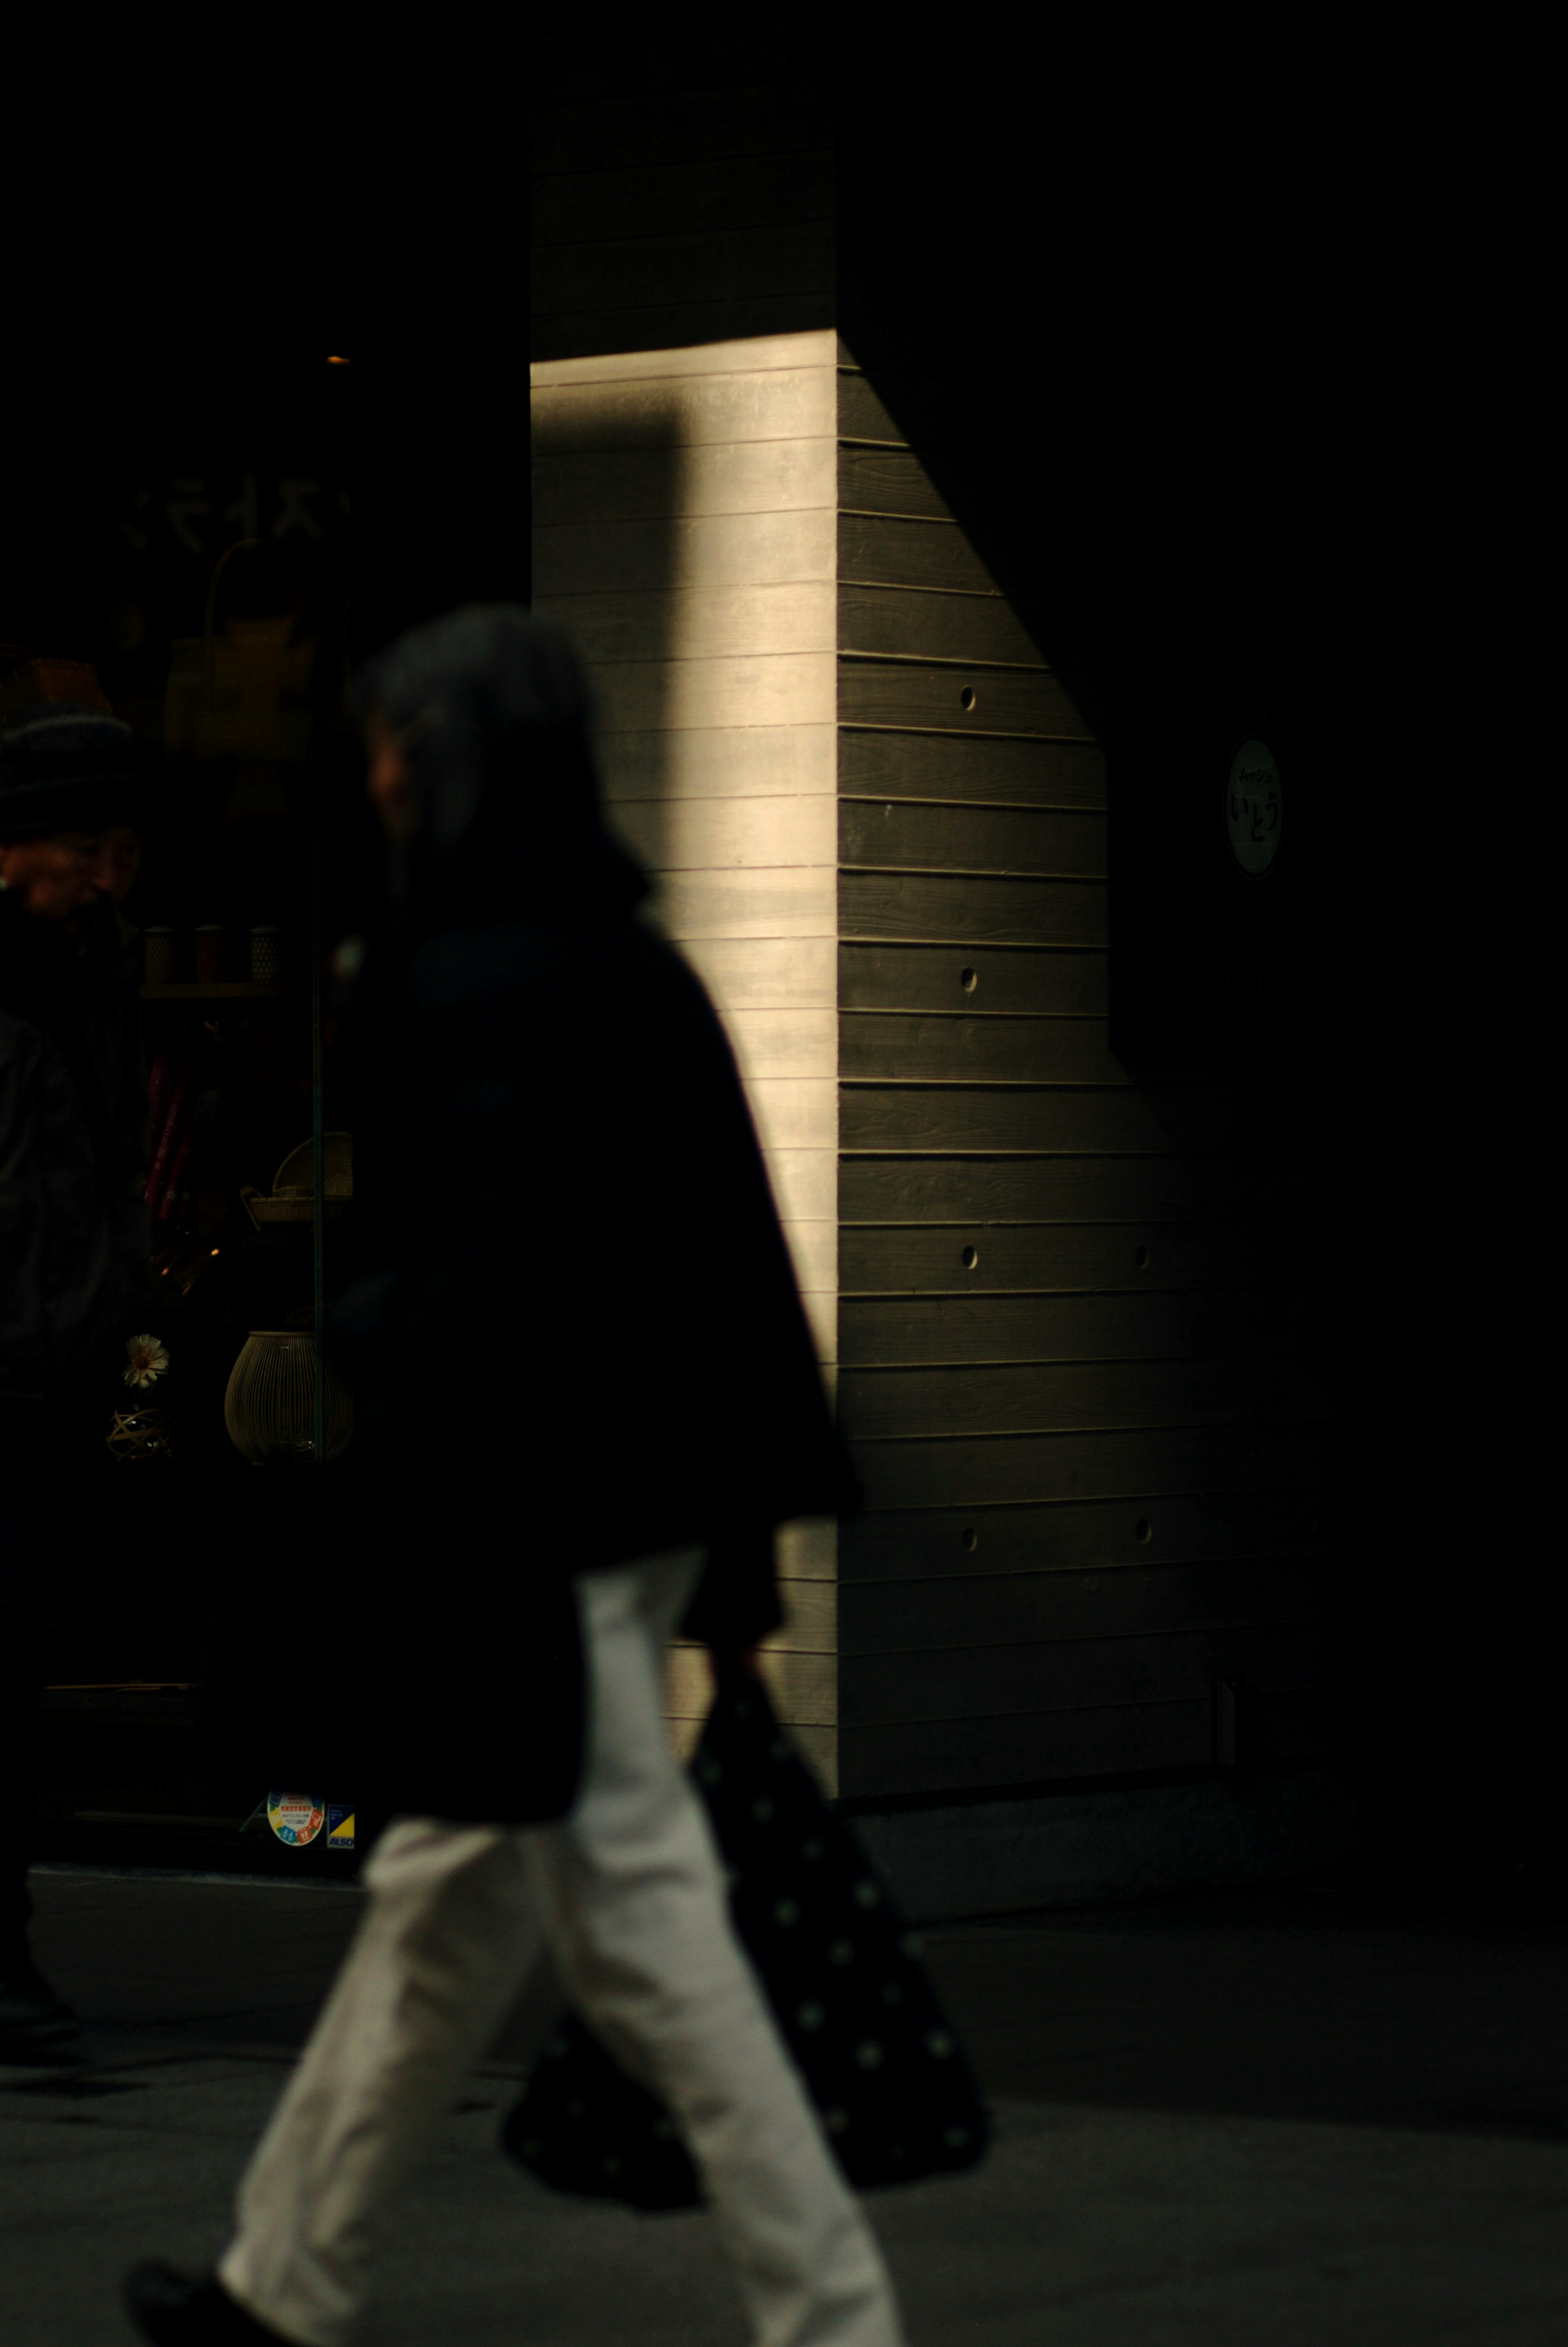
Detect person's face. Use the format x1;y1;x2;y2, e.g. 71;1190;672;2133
365;715;418;841
0;825;142;924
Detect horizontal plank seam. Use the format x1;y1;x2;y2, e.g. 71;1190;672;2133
838;1572;1339;1594
840;1082;1256;1095
842;1616;1330;1657
530;140;834;179
535;521;836;540
842;1527;1335;1545
838;867;1103;883
537;436;838;458
837;1294;1343;1305
840;651;1052;667
839;723;1096;743
601;713;849;732
839;506;960;526
837;1149;1336;1162
535;515;838;532
840;1009;1111;1022
619;798;838;812
836;1169;1344;1181
843;1563;1341;1588
847;1430;1345;1450
841;1486;1335;1510
839;946;1108;959
530;214;835;256
668;1641;838;1659
532;408;840;436
839;1078;1130;1091
535;443;843;461
838;1003;1117;1017
844;1215;1350;1232
840;1697;1211;1726
838;1211;1336;1224
837;1290;1343;1302
550;652;841;672
838;1354;1343;1372
836;1149;1331;1160
540;650;841;668
837;1225;1326;1235
839;798;1103;817
848;1417;1346;1442
841;1005;1113;1019
835;725;1099;746
835;1146;1312;1156
532;223;833;256
851;1491;1345;1514
597;724;844;741
840;1323;1343;1342
839;576;1004;598
839;651;1054;676
568;655;839;673
532;283;835;320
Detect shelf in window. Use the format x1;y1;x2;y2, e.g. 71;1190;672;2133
194;1091;352;1126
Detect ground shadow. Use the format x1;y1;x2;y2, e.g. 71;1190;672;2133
921;1877;1568;2145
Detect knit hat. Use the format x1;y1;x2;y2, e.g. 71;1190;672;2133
0;704;143;839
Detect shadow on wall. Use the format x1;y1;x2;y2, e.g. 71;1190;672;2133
530;395;684;902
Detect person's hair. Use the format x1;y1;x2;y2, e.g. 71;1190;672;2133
350;605;643;930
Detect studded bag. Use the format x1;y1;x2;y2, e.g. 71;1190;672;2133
502;1662;990;2210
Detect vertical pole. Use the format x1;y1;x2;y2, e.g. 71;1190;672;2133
311;760;326;1467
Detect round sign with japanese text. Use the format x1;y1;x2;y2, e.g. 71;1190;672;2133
267;1792;325;1848
1225;739;1284;874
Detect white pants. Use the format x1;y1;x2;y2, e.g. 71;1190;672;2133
218;1549;906;2347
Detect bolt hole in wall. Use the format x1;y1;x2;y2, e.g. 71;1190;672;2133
960;1528;978;1553
959;685;976;711
960;1245;979;1271
959;966;977;994
1133;1245;1151;1269
1135;1519;1153;1544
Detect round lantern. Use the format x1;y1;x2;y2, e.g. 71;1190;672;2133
224;1331;352;1465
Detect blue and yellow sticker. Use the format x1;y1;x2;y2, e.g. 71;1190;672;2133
327;1806;356;1852
266;1793;325;1848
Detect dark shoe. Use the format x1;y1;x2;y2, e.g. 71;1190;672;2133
125;2264;296;2345
0;1967;78;2057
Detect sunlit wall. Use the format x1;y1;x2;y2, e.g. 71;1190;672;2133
532;329;840;1780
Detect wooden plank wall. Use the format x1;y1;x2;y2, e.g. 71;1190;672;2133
530;82;1347;1813
834;346;1349;1801
530;87;839;1782
532;83;833;363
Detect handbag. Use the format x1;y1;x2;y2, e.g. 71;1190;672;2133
163;539;316;767
503;1663;990;2210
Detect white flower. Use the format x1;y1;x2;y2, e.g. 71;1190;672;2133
124;1334;169;1388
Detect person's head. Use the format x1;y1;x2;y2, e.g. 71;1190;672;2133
0;705;143;926
351;605;644;924
364;709;417;842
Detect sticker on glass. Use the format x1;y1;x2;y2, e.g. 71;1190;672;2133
1225;739;1283;874
267;1793;325;1848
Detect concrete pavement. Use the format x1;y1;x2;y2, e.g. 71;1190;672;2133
2;1865;1565;2344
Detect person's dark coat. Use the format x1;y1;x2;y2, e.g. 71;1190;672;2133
203;608;856;1831
0;891;151;1404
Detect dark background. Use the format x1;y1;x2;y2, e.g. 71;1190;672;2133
7;49;1552;1892
524;36;1550;1897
